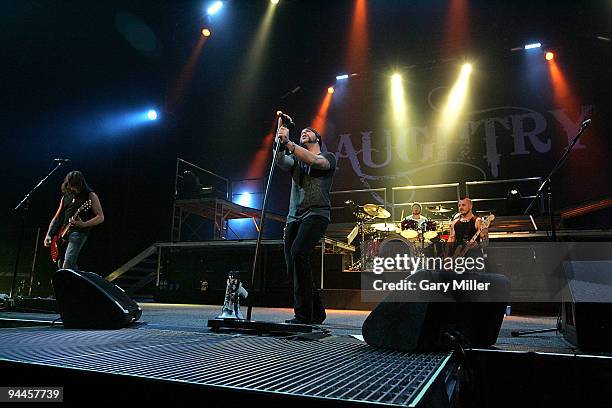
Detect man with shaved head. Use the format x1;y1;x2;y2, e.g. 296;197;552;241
447;197;488;257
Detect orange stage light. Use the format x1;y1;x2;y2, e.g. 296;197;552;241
202;28;211;37
246;132;274;179
327;86;335;94
444;0;470;54
346;0;369;73
167;36;208;113
310;92;333;136
545;51;554;61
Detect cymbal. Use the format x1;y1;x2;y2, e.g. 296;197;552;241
371;222;399;232
362;203;391;219
426;205;452;213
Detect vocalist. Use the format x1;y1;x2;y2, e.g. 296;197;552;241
275;125;337;324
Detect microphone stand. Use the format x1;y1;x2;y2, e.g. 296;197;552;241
8;161;66;310
246;117;284;321
207;116;313;334
524;119;591;241
514;119;591;337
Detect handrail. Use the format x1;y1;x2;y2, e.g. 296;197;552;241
465;177;541;186
391;183;460;191
177;158;230;183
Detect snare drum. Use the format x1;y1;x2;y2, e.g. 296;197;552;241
422;220;438;241
400;218;419;240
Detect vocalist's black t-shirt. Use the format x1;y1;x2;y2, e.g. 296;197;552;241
287;152;336;223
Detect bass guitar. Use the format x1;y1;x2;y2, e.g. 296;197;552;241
451;214;495;258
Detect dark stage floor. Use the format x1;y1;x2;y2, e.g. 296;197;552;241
0;303;596;355
1;304;611;407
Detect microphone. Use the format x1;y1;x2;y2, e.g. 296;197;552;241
276;111;295;129
581;118;592;128
53;158;71;163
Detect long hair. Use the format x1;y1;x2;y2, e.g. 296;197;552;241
61;171;91;194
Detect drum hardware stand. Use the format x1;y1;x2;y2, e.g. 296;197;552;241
208;114;313;334
514;118;591;338
7;160;68;312
346;204;379;271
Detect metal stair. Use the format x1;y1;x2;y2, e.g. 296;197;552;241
106;245;159;295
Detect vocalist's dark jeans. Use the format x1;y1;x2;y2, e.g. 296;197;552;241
284;215;329;322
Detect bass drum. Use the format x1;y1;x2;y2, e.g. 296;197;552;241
361;236;417;272
378;236;417;262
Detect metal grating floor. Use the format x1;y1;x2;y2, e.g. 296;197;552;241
0;327;453;406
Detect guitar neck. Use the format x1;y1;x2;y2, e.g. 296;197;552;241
60;201;91;237
469;228;482;243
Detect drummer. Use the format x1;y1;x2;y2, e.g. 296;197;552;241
404;202;429;227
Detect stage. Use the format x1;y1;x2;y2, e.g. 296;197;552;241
1;304;610;407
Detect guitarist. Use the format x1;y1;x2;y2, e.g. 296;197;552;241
43;171;104;270
447;197;488;259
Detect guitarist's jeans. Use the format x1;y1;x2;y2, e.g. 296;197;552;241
61;231;88;270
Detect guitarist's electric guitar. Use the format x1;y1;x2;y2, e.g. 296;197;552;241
50;200;92;262
452;214;495;258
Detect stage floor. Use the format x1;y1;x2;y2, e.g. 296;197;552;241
1;304;611;407
0;304;455;406
0;303;602;356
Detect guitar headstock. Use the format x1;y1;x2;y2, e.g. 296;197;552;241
480;214;495;229
77;200;92;213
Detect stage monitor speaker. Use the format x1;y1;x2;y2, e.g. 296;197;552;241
362;270;510;352
52;269;142;329
561;261;612;351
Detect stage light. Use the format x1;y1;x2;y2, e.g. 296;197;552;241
328;86;335;94
346;0;368;74
524;42;542;50
336;74;349;80
147;110;158;120
440;63;472;129
310;89;333;136
202;28;211;37
390;73;407;126
545;51;554;61
207;1;223;15
270;0;280;4
99;108;161;136
230;0;278;119
237;192;253;207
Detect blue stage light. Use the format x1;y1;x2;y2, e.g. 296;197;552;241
237;192;253;207
207;1;223;15
524;42;542;50
147;110;158;120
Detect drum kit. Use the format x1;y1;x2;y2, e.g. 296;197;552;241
346;202;455;271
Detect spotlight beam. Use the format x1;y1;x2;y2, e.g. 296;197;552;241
390;73;407;128
310;91;333;136
229;1;279;119
440;63;472;131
